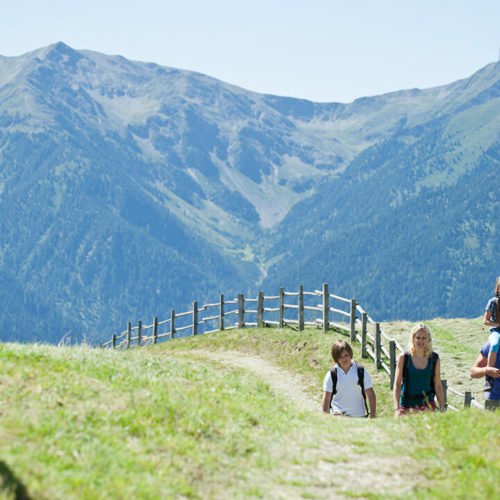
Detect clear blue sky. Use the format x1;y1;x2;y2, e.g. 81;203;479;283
1;0;499;103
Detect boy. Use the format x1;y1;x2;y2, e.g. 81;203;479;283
322;340;376;418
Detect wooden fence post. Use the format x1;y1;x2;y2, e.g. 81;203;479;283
137;320;142;346
238;294;245;328
350;298;357;342
192;301;198;335
279;288;285;328
441;380;448;410
112;334;116;349
257;291;264;328
484;400;499;411
298;285;304;331
153;316;158;344
389;340;396;390
322;283;329;332
127;321;132;349
170;309;176;339
361;312;368;358
375;322;381;368
464;391;472;408
220;294;225;331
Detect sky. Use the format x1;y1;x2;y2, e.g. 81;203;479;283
1;0;499;103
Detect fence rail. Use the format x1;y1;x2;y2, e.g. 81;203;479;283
102;283;486;411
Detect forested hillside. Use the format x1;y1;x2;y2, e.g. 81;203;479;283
0;43;498;342
264;126;499;320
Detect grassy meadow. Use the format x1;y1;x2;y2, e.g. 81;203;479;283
0;319;498;499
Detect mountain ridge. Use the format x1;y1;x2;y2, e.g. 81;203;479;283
0;42;498;342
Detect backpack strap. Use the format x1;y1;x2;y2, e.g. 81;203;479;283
330;367;338;395
329;368;338;410
357;364;369;417
402;352;410;394
429;352;439;391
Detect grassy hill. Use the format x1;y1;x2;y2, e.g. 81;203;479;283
0;319;498;499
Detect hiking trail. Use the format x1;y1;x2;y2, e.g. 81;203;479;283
178;349;419;499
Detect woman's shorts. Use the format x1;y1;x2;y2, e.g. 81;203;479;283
396;400;436;416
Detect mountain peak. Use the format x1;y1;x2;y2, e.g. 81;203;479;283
38;41;82;65
0;45;498;342
49;41;73;52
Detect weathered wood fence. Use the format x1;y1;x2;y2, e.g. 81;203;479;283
101;283;485;411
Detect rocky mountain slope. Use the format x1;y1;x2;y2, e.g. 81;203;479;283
0;42;498;342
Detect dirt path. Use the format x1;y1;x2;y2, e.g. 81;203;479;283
183;349;418;499
199;349;320;412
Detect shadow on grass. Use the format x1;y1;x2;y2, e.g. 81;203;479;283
0;461;32;500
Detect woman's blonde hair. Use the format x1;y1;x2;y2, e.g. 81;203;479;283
408;323;433;357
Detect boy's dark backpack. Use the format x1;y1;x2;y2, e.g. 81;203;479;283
401;352;439;405
329;365;368;416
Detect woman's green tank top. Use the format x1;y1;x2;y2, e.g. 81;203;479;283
401;355;434;407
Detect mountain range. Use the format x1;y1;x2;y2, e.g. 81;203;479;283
0;42;498;343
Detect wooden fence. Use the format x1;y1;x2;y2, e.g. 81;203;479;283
101;283;486;411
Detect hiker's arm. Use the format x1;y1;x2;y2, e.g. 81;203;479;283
483;309;499;328
365;387;376;418
433;358;445;411
470;353;500;379
392;354;404;415
322;392;332;414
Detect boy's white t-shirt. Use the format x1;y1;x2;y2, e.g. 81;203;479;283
322;361;372;417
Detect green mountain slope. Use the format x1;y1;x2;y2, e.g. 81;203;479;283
0;43;498;342
263;86;499;320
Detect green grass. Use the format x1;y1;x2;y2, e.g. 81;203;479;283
0;319;498;499
163;326;396;416
407;410;499;499
0;343;309;499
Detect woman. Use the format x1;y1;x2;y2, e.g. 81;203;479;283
393;323;445;416
483;276;500;376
